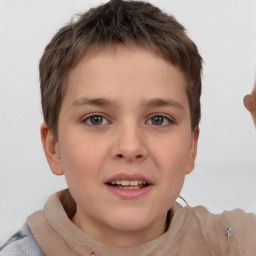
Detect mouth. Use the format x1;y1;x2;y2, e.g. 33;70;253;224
106;180;150;190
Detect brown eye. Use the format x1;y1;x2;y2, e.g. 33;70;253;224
146;115;172;126
90;116;103;125
151;116;164;125
84;115;108;126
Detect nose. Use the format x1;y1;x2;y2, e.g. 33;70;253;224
111;123;148;162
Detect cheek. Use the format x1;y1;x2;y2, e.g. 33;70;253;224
58;138;106;205
58;136;107;181
151;141;189;212
152;136;191;172
160;141;190;195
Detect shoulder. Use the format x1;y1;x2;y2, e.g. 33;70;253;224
187;205;256;253
189;205;256;229
0;224;45;256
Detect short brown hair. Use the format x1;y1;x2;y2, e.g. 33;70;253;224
40;0;202;136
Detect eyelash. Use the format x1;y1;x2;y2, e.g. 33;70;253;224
146;114;174;126
82;113;110;126
81;113;174;127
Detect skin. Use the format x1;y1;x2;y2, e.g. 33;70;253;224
244;83;256;126
41;45;199;247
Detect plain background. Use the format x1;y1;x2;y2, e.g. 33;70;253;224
0;0;256;245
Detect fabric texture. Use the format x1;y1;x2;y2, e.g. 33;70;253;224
0;224;45;256
2;189;256;255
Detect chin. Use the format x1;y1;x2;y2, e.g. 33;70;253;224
106;209;159;232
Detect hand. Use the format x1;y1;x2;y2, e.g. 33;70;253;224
244;84;256;126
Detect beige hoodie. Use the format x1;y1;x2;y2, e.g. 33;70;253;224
27;189;256;256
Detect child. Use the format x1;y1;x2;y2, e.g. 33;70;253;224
1;0;255;255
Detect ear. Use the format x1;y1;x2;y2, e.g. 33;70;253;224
185;128;200;175
40;123;64;176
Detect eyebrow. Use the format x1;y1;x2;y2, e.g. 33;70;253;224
71;97;116;108
71;97;184;111
142;98;185;111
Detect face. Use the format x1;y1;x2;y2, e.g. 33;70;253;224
41;46;199;245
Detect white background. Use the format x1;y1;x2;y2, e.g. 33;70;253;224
0;0;256;245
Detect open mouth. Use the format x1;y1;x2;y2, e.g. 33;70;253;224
106;180;150;190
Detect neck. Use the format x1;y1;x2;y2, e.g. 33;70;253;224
72;209;169;247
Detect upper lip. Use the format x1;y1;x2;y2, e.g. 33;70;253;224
105;173;153;184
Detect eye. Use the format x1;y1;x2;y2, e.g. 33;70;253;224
83;114;109;126
146;114;172;126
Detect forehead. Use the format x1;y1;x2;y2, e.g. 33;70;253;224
63;45;188;108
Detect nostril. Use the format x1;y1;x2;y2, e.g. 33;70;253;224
114;154;144;160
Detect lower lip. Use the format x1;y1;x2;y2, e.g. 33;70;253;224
105;184;153;199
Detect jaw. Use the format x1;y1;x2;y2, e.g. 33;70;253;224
73;199;167;248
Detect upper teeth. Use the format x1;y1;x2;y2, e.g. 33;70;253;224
111;180;146;186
